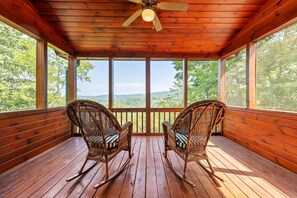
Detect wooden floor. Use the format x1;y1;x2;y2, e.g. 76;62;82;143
0;136;297;198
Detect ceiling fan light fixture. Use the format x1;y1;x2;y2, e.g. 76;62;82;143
142;8;155;22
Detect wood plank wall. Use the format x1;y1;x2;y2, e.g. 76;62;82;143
224;107;297;173
0;108;71;173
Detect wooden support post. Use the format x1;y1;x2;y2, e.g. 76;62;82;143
68;55;77;103
36;40;47;109
68;55;77;136
183;58;188;107
145;57;151;135
109;57;113;110
246;42;256;109
218;58;226;104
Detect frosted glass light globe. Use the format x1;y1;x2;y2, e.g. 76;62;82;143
142;9;155;22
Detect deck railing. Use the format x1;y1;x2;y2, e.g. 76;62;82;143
75;108;222;135
111;108;182;134
111;108;222;135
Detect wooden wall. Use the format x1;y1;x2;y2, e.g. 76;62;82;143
0;108;71;173
224;107;297;173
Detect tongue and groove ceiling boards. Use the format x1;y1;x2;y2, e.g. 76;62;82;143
28;0;267;58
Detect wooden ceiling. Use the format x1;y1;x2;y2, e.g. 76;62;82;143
27;0;268;58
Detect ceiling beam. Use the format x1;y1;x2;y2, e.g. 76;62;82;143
0;0;73;55
75;51;220;59
221;0;297;58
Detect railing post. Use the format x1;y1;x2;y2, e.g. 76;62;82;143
36;39;47;109
145;57;151;135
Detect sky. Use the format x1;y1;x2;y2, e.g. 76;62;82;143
77;60;182;96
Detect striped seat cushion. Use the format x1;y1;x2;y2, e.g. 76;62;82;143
87;134;119;149
105;134;119;149
176;133;188;149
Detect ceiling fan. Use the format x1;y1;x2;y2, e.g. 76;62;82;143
122;0;189;32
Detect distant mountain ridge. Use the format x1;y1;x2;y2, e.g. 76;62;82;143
78;91;170;101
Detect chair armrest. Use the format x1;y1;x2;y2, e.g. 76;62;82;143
121;121;133;132
162;121;172;130
162;121;174;139
119;121;133;142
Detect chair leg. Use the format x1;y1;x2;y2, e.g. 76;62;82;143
206;158;214;173
197;160;225;183
93;154;133;189
162;153;196;187
105;161;109;180
66;157;97;182
183;158;188;178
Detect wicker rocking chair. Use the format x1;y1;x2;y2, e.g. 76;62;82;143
66;100;133;189
163;100;226;187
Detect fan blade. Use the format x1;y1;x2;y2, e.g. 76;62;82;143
156;2;189;11
152;14;163;32
122;9;142;27
128;0;142;3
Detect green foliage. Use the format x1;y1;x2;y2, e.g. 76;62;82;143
256;23;297;111
163;60;218;106
0;22;94;112
0;22;36;112
187;61;218;104
226;49;246;107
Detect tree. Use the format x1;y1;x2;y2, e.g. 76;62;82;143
0;21;94;112
0;22;36;111
226;49;246;107
256;23;297;111
156;60;218;107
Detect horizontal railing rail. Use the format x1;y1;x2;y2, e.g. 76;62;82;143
111;108;222;135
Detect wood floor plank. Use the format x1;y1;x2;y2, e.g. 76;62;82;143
0;138;81;188
152;136;170;198
93;151;127;197
119;137;143;198
167;149;197;197
1;138;85;197
78;157;115;198
156;136;184;198
106;138;139;198
145;137;158;198
203;148;248;197
28;149;88;197
1;136;296;198
207;142;275;198
132;137;146;198
211;137;295;197
16;147;87;198
207;140;287;198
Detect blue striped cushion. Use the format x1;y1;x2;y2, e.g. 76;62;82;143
105;134;119;149
87;134;119;149
176;133;187;149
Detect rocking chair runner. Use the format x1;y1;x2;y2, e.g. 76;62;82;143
66;100;133;189
163;100;226;187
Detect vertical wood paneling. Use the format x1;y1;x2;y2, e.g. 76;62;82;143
0;108;71;173
224;107;297;173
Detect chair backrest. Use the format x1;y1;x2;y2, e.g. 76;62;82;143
172;100;226;145
67;100;121;149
